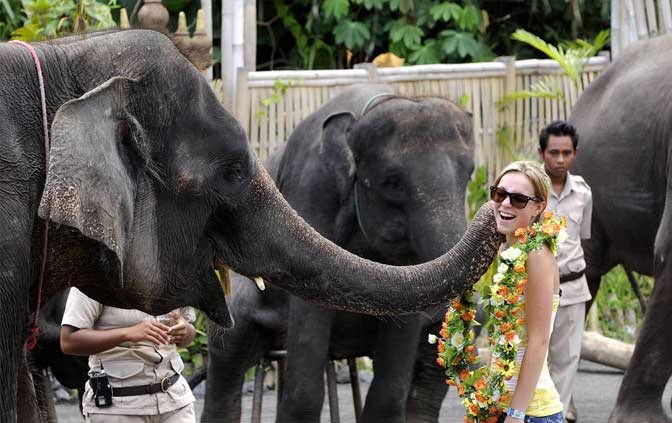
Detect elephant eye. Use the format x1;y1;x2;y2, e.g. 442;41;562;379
222;161;243;181
382;174;403;191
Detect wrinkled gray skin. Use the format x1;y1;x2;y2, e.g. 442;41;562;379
0;31;501;422
570;35;672;423
203;85;475;423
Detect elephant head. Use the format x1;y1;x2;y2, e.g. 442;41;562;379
37;30;500;327
317;89;474;264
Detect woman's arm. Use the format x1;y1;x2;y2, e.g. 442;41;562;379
60;320;172;356
505;245;557;422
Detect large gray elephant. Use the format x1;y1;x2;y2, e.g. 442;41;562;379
1;31;501;422
202;85;474;423
569;34;672;423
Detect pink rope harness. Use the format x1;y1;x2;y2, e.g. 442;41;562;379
10;40;50;350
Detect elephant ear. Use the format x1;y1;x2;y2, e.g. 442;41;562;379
38;77;140;273
319;111;358;201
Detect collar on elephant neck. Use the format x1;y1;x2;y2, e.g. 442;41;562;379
11;40;50;351
353;178;370;241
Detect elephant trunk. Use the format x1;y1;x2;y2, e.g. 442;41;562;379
223;163;501;315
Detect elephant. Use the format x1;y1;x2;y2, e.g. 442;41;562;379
569;34;672;423
202;84;475;423
1;30;501;421
28;290;88;422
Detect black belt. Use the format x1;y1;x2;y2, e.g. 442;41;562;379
112;373;180;397
560;270;585;283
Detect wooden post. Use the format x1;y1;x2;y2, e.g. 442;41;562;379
326;361;340;423
221;0;234;111
244;0;257;70
660;0;672;34
495;56;516;159
587;301;601;334
581;331;634;370
235;67;250;131
201;0;214;79
611;0;621;58
645;0;658;37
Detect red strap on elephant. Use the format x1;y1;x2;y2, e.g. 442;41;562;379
10;40;50;350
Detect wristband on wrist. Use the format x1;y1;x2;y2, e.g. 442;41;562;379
506;407;526;420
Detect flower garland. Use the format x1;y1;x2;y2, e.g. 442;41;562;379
428;211;567;423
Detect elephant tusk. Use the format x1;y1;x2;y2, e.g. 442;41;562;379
254;276;266;291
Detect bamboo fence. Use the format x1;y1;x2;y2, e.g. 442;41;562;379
234;56;609;181
611;0;672;58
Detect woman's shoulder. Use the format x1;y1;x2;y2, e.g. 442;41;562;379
526;243;556;269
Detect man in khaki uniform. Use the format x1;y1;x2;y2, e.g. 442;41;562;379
61;288;197;423
538;121;592;423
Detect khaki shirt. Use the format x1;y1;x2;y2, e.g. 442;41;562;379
547;172;593;306
61;288;195;416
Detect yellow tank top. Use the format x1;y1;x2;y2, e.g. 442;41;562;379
491;294;564;417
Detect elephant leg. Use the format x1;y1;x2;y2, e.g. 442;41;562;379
407;319;447;423
31;365;55;423
0;205;34;422
361;315;423;423
277;298;335;423
17;358;40;423
608;196;672;423
201;321;271;423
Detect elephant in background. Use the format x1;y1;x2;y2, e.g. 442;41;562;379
1;31;500;421
569;34;672;423
203;84;475;423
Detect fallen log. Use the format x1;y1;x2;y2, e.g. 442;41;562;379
580;331;634;370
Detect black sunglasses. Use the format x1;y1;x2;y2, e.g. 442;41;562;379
489;186;541;209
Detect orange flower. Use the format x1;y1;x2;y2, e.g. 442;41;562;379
517;278;528;288
516;317;525;327
514;263;525;273
475;392;487;403
529;227;536;236
458;385;466;397
500;391;512;403
461;310;475;321
517;233;527;243
465;345;476;353
543;211;554;219
561;216;567;227
489;405;499;414
463;416;472;423
438;341;446;353
497;286;510;297
436;357;446;368
469;404;480;415
500;322;512;332
504;331;517;342
473;377;487;390
453;300;463;311
446;379;457;386
507;294;520;304
514;227;527;237
486;417;499;423
459;369;470;381
494;309;507;320
510;306;522;316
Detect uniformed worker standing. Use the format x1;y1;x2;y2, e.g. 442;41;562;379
538;121;592;423
60;287;197;423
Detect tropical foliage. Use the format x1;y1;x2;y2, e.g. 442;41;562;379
10;0;117;41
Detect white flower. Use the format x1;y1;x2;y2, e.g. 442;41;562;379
428;334;438;344
501;247;523;261
451;332;465;350
498;263;509;274
493;273;505;283
490;294;504;306
558;228;568;244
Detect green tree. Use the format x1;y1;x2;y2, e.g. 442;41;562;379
11;0;117;41
0;0;22;39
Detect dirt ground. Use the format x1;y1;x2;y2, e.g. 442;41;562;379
56;360;672;422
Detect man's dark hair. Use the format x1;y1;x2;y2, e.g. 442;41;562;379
539;120;578;151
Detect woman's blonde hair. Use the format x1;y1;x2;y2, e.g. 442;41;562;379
492;161;551;204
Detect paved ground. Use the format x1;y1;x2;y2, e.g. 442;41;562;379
56;360;672;422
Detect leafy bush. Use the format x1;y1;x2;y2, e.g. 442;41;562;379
260;0;492;69
0;0;21;39
11;0;117;41
178;310;209;375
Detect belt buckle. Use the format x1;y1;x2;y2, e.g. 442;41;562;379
160;376;173;392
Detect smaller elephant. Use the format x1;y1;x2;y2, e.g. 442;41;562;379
28;290;89;422
203;84;476;423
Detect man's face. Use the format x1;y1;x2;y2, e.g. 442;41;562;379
539;135;576;180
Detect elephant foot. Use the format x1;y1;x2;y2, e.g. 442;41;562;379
608;404;672;423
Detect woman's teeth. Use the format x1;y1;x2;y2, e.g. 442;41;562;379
499;211;516;221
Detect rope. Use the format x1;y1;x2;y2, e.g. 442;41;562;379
11;40;50;350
